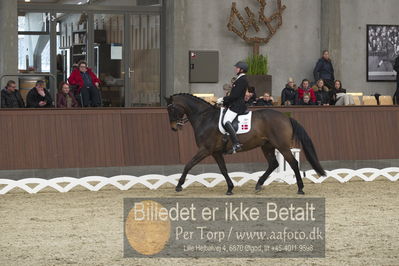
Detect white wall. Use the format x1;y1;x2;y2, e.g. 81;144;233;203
174;0;399;98
340;0;399;95
174;0;321;97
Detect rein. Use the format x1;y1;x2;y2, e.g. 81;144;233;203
168;101;218;127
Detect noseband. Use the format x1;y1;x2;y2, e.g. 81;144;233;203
177;118;189;126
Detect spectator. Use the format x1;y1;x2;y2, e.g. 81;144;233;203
298;93;315;106
394;54;399;104
374;93;381;105
256;92;274;106
313;50;335;89
68;60;101;107
281;77;298;106
56;82;79;108
394;87;399;105
313;79;331;106
1;80;25;108
245;87;257;106
26;80;54;108
222;77;236;96
222;83;231;96
332;80;355;106
298;79;316;103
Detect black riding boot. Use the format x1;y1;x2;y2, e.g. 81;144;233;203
224;121;242;154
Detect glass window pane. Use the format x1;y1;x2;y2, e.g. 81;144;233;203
18;35;50;73
56;13;88;81
95;0;161;6
18;12;49;32
130;14;161;106
94;14;125;107
22;0;161;6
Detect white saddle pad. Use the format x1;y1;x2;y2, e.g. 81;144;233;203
218;107;252;135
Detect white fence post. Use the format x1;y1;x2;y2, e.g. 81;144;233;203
274;148;301;183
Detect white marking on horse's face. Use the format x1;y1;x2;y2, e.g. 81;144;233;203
170;121;179;131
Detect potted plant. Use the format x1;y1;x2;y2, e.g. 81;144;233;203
246;54;272;97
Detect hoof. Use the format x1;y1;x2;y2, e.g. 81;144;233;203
175;186;183;192
297;190;305;195
226;191;233;196
255;186;263;193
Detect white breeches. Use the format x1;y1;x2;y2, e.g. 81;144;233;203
223;108;238;125
335;93;355;106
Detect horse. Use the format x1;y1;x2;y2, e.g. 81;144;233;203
165;93;326;195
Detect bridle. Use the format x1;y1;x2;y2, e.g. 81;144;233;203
177;118;189;126
167;103;189;127
167;99;215;127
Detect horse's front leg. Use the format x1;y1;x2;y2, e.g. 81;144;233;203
212;152;234;195
176;148;209;192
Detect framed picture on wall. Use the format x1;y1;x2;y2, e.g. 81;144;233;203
367;24;399;81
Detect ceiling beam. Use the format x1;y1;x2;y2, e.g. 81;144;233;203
18;2;161;13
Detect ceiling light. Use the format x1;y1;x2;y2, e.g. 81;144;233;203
25;0;31;2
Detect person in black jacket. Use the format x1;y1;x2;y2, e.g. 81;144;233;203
332;80;354;105
313;79;332;106
394;55;399;104
256;92;274;106
281;77;298;105
1;80;25;108
26;80;54;108
313;50;335;90
217;61;248;153
244;86;257;106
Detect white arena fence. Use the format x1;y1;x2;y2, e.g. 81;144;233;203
0;149;398;194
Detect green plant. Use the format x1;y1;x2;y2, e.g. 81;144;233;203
246;54;268;75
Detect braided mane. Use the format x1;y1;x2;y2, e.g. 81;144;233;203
171;93;218;109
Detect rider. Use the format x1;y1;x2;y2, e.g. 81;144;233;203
217;61;249;153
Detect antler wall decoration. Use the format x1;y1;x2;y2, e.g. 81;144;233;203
227;0;286;54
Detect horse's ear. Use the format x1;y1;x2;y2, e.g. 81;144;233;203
164;96;172;104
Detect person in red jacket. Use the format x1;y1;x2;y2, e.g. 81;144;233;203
297;79;316;103
68;60;101;107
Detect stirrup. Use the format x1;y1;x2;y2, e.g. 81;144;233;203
227;143;242;154
233;143;242;153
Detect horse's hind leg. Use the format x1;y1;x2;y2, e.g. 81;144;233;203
255;144;279;192
176;148;209;192
212;152;234;195
279;148;305;194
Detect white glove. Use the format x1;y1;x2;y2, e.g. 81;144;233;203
216;97;224;104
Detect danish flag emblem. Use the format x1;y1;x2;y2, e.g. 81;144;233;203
241;124;249;130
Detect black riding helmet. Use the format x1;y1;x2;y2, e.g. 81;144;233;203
234;61;248;73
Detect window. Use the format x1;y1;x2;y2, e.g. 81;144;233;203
18;12;50;73
18;12;49;32
18;35;50;72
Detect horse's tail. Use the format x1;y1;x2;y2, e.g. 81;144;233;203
290;118;326;176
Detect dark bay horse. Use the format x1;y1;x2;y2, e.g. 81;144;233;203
166;93;326;195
